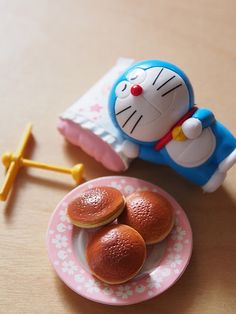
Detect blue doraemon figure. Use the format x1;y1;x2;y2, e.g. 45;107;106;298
108;60;236;192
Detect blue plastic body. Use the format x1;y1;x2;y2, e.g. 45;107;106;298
139;117;236;186
108;60;236;187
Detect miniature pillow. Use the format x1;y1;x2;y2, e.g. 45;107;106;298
57;58;134;171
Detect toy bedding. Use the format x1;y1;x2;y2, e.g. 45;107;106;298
58;58;134;171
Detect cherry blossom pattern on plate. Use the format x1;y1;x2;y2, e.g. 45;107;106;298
115;285;133;299
47;176;192;305
51;234;68;249
85;279;101;294
62;260;78;275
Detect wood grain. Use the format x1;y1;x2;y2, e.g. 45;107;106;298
0;1;235;313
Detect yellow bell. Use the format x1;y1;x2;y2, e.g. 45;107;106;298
171;126;187;141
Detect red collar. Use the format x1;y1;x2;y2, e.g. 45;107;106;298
155;107;198;151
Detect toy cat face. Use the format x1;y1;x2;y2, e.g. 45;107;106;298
109;61;194;143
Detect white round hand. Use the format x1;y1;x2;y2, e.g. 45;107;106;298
121;140;139;159
182;118;202;139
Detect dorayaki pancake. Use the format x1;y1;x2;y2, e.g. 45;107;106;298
67;186;125;228
86;224;146;284
118;191;175;244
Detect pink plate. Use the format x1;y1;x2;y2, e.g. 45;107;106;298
46;176;192;305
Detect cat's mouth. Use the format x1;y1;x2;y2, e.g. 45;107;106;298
137;95;163;124
140;95;162;117
141;89;177;120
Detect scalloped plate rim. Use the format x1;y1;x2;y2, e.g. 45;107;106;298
46;176;193;305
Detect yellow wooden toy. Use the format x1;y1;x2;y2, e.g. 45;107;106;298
0;123;84;201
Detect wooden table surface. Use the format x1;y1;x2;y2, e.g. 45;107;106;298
1;1;236;313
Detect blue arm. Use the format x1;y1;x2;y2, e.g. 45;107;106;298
193;108;215;128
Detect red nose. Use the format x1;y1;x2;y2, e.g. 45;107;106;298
131;84;143;96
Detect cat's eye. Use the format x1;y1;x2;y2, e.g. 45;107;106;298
115;81;131;98
127;68;146;84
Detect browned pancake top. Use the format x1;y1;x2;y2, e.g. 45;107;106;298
118;191;174;243
86;224;146;284
67;186;124;224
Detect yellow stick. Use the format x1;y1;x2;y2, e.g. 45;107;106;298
0;160;20;201
21;158;73;173
2;153;84;184
16;123;33;158
20;158;84;183
0;124;32;201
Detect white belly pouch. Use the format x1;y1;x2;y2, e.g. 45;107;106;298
165;127;216;168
